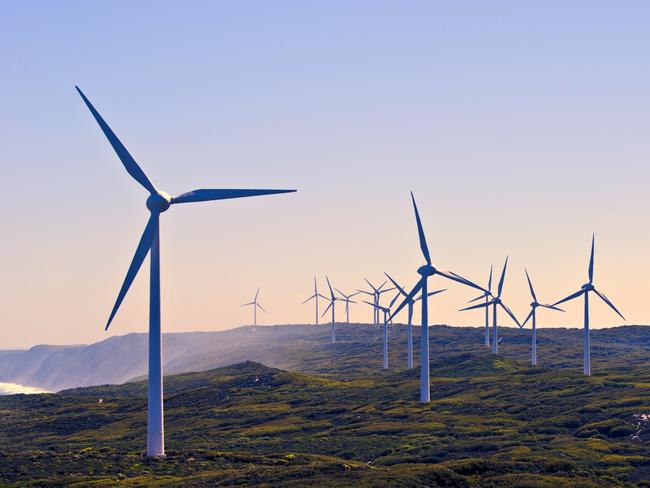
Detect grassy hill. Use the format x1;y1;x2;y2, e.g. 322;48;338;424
1;322;649;391
0;324;650;486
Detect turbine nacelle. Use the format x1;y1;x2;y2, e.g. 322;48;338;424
146;191;172;213
581;283;594;292
492;297;502;305
418;264;436;276
531;301;539;308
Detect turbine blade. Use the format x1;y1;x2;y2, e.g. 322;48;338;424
302;294;317;304
488;266;493;293
321;300;333;318
254;288;260;301
468;293;489;303
335;288;347;299
410;192;431;265
76;87;156;194
241;301;255;307
588;234;595;284
171;188;296;204
363;300;379;309
364;278;378;292
593;288;625;321
326;276;335;298
257;303;267;313
540;303;565;312
389;290;402;308
552;289;584;307
376;281;388;292
525;269;537;302
499;302;521;327
384;273;407;298
459;302;490;312
427;289;446;297
105;215;158;330
521;309;534;327
497;257;508;298
389;279;423;321
439;270;486;292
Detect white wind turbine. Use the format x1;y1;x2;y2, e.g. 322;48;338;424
520;270;564;366
336;288;360;323
551;235;625;375
303;277;327;325
460;257;520;354
465;266;493;347
358;279;394;325
242;288;266;326
321;276;342;343
385;273;445;369
76;86;295;457
389;192;486;402
364;301;392;369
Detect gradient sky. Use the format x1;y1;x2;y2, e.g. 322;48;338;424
1;1;649;348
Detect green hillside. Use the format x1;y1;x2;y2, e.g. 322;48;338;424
1;324;649;486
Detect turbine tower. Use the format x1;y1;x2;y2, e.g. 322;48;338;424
460;257;520;354
321;276;342;343
336;289;360;323
242;288;266;326
389;192;485;402
303;277;327;325
520;270;564;365
551;235;625;375
76;86;295;457
364;301;392;369
466;266;493;347
385;273;445;369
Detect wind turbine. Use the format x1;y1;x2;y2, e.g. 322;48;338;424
389;192;485;402
303;277;327;325
358;280;394;325
76;86;295;457
336;289;360;323
385;273;445;369
520;270;564;366
321;276;342;343
242;288;266;326
465;266;493;347
364;301;392;369
551;235;625;375
460;257;520;355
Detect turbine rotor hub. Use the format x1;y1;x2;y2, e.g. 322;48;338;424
582;283;594;291
531;301;538;308
493;297;501;305
417;264;436;276
147;191;172;213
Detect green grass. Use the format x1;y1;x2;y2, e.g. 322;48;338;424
0;324;649;486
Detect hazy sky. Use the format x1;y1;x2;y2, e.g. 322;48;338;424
1;1;649;348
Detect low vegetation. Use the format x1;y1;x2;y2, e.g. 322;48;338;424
0;324;649;486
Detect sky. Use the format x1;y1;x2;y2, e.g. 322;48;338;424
1;1;649;348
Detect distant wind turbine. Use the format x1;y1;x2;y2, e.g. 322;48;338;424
336;289;361;323
465;266;493;347
364;301;392;369
389;192;486;402
322;276;342;343
551;235;625;375
520;270;564;366
385;273;445;369
460;257;520;355
242;288;266;326
303;277;327;325
76;86;295;457
358;279;394;325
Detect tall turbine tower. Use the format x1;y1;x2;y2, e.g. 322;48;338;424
76;87;295;457
303;277;327;325
385;273;445;369
389;192;485;402
321;276;342;343
364;301;392;369
551;235;625;375
242;288;266;326
520;270;564;365
460;257;520;354
336;289;360;323
465;267;493;347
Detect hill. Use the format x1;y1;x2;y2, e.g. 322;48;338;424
1;323;650;391
0;325;649;486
